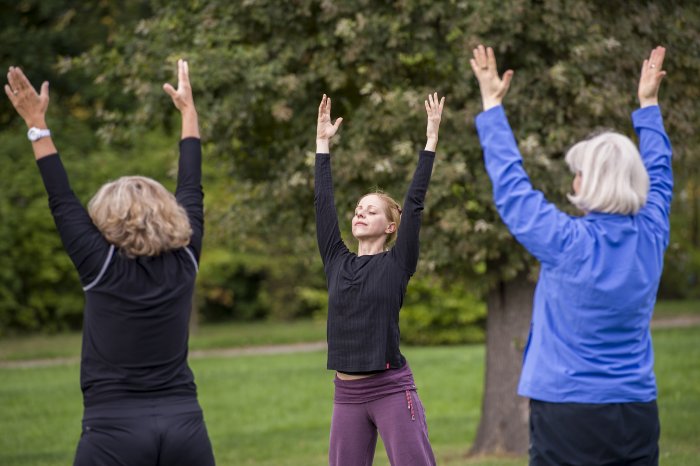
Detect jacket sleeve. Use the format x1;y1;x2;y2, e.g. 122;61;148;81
37;154;112;286
633;106;673;245
314;153;349;267
476;105;577;266
175;137;204;260
390;151;435;275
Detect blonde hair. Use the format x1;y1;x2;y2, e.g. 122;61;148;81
565;132;649;215
360;191;402;246
88;176;192;257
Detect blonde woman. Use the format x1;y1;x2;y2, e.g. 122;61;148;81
470;45;671;465
5;60;215;465
315;93;443;465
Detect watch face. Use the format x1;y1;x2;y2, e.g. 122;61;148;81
27;127;49;141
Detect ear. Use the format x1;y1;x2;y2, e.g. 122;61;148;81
385;222;396;234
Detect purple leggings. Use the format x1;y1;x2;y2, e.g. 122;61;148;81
329;364;436;466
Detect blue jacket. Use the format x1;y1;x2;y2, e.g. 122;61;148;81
475;105;672;403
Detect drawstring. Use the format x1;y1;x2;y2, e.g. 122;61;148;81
405;389;415;421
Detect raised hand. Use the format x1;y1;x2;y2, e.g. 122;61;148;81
5;66;49;127
163;59;195;114
469;45;513;111
638;46;666;108
317;94;343;141
425;92;445;152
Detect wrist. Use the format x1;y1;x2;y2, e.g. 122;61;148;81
316;139;330;153
482;97;502;111
25;117;48;129
639;98;658;108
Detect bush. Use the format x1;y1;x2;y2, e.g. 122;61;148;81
400;277;487;345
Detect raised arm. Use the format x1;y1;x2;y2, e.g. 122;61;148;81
5;66;110;286
635;46;673;239
315;94;348;266
391;93;442;274
472;45;575;266
165;59;204;258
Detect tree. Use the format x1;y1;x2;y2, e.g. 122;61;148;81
66;0;700;456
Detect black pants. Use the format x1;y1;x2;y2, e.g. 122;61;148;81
74;397;215;466
529;399;659;466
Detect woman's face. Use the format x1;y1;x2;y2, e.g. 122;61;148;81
572;171;582;195
352;194;394;241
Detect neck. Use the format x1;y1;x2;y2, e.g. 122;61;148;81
357;237;387;256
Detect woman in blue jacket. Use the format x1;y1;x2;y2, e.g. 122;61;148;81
470;45;671;465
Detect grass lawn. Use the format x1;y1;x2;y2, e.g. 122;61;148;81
1;298;697;362
0;319;327;362
1;326;699;465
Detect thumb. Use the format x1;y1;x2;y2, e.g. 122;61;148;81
333;117;343;131
501;70;514;93
40;81;50;99
163;83;176;98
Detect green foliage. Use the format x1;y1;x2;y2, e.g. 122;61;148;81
401;277;487;345
70;0;700;290
197;249;327;321
3;0;700;333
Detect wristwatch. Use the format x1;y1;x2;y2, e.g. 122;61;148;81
27;127;51;142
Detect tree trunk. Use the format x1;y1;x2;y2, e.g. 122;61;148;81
469;271;535;456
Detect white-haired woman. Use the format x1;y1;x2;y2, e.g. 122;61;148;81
315;93;444;465
5;61;215;465
470;45;671;465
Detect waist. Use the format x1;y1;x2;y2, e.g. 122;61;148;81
83;394;201;419
333;362;416;404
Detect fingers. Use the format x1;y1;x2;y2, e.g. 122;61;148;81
179;59;191;88
4;84;15;102
486;46;497;70
472;44;487;70
333;117;343;131
425;93;445;116
649;46;666;70
469;58;480;76
318;93;326;118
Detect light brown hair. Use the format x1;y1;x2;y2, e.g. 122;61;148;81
87;176;192;257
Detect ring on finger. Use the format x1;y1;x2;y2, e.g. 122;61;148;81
650;63;656;68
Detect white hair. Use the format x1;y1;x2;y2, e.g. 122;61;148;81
565;132;649;215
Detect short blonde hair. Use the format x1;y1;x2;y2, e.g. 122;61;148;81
565;132;649;215
360;191;402;246
88;176;192;257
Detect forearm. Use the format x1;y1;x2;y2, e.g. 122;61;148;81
181;109;199;139
392;151;435;272
314;153;345;263
425;137;437;152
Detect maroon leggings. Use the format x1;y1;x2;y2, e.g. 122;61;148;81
329;364;436;466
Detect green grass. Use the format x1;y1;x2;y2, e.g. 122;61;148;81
1;298;697;362
653;299;700;318
0;319;327;362
1;326;699;465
